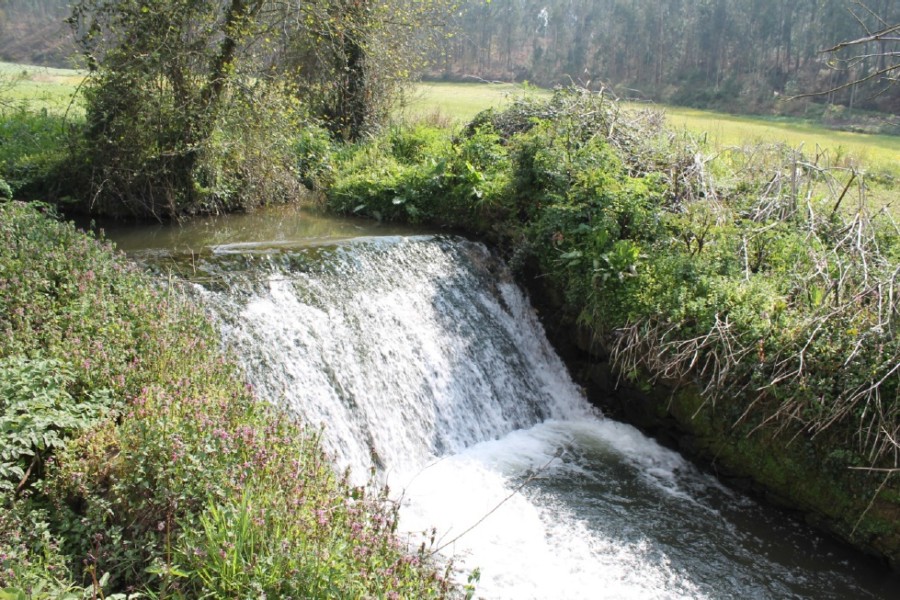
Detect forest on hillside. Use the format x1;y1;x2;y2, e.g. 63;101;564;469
1;0;899;116
0;0;74;65
434;0;900;115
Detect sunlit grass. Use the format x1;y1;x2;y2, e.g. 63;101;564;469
406;82;899;182
655;104;900;181
400;81;549;123
0;61;85;114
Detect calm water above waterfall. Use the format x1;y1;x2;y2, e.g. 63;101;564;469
106;205;899;599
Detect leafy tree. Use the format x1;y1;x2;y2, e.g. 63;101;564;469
70;0;296;218
68;0;457;216
278;0;457;141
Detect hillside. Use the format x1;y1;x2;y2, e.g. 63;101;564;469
0;1;74;67
433;0;900;119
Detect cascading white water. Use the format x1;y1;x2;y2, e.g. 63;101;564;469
189;234;894;600
208;237;591;475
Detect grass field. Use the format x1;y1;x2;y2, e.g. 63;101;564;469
400;81;549;122
0;61;85;114
659;105;900;179
407;81;899;182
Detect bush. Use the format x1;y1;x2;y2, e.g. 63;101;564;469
0;110;74;202
328;88;899;472
295;125;338;191
327;122;516;229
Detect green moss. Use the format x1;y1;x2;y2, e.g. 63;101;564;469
661;383;900;563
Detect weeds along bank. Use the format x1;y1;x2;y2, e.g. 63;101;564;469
0;202;461;598
322;89;900;568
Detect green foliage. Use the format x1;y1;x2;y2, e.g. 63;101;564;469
0;109;74;202
0;202;460;597
329;88;900;473
281;0;457;141
0;358;111;493
328;121;514;228
294;125;338;191
71;0;299;218
64;0;457;216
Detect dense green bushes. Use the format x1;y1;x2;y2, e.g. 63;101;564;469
0;201;460;598
0;109;74;203
328;88;899;478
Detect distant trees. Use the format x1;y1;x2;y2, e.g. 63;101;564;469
818;2;899;102
436;0;900;115
0;0;74;65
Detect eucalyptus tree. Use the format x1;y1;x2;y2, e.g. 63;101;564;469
436;0;900;114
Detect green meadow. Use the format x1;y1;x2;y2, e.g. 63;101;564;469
660;105;900;178
0;61;85;114
400;81;549;122
406;81;899;182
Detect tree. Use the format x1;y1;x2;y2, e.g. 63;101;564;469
819;3;899;100
70;0;300;219
278;0;456;141
428;0;900;115
68;0;457;217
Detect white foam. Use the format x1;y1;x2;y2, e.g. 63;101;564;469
394;420;707;600
198;235;886;600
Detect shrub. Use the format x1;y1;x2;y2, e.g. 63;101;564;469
0;110;74;202
295;124;338;191
328;88;899;473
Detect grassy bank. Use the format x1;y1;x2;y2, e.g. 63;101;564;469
0;201;461;598
321;89;900;567
404;82;899;183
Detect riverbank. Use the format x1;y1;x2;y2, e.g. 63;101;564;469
0;201;462;597
322;88;900;569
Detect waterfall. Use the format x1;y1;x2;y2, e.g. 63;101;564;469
188;234;893;600
205;236;591;475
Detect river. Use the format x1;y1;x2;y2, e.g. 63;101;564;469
104;204;899;599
